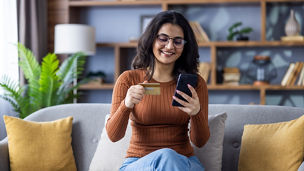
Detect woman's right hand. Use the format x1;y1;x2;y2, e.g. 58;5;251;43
124;84;145;108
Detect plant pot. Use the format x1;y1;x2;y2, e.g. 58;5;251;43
236;35;249;41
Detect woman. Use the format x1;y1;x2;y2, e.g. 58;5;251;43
106;10;210;171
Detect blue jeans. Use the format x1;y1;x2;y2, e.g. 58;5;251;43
120;148;205;171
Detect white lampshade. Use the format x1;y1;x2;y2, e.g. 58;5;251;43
54;24;96;55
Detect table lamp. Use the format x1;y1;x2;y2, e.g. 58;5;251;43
54;24;96;55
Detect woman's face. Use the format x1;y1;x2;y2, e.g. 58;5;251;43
153;23;184;66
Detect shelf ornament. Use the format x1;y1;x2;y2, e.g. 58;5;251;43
285;10;301;37
246;56;277;86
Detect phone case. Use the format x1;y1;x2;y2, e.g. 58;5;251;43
172;74;198;107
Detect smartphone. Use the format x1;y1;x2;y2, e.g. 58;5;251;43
172;73;198;107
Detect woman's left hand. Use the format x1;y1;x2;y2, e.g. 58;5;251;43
173;84;200;116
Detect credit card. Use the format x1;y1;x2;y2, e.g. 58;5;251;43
139;83;160;95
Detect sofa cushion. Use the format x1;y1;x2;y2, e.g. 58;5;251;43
238;115;304;171
193;112;227;171
3;115;77;171
89;112;227;171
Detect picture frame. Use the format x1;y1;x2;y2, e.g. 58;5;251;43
140;15;154;34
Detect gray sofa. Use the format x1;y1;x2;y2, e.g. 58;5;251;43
1;103;304;171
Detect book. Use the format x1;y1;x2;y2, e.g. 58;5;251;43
223;73;240;82
223;67;240;84
289;62;303;86
198;62;211;82
189;21;210;43
296;62;304;85
281;63;295;86
297;64;304;86
189;22;204;43
223;67;240;73
193;22;210;42
281;35;304;41
286;63;298;86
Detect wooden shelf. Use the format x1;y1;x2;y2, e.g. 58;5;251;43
207;41;304;47
69;0;162;7
79;83;114;90
96;42;137;48
96;41;304;48
78;83;304;90
208;84;304;90
69;0;304;7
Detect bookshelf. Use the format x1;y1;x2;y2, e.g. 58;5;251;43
48;0;304;105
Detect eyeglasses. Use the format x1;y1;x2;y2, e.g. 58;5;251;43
156;34;187;49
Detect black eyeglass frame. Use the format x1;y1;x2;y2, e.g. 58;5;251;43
156;33;187;48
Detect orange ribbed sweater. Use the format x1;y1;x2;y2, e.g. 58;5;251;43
106;69;210;158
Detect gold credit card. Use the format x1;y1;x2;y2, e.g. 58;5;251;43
139;83;160;95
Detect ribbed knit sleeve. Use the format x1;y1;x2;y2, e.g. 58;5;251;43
189;76;210;147
106;71;132;142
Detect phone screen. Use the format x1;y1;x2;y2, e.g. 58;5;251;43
172;74;198;107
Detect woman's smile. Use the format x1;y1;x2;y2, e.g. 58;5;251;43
160;50;175;57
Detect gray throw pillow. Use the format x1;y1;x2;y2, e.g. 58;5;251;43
89;112;227;171
193;112;227;171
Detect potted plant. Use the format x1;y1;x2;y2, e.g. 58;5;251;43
227;22;253;41
86;71;106;84
0;43;86;118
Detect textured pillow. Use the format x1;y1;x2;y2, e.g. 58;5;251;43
89;114;131;171
193;112;227;171
3;115;77;171
238;115;304;171
89;112;227;171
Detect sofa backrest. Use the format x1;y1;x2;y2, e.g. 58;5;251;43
209;104;304;171
2;103;304;171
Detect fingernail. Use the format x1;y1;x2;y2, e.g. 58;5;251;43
172;96;176;99
176;90;180;93
187;84;191;87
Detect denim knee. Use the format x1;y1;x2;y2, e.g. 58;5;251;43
152;148;189;170
153;148;186;161
156;148;177;156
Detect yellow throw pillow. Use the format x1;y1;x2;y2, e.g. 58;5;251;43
3;115;77;171
238;115;304;171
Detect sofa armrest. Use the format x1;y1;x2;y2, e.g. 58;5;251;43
0;138;9;171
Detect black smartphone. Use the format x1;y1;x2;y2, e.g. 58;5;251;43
172;74;198;107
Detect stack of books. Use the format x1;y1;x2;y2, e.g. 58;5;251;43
281;62;304;86
223;67;240;85
198;62;210;82
189;21;210;43
281;35;304;42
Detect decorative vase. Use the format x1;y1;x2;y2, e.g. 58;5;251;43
285;10;300;36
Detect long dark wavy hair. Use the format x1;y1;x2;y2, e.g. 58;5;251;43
132;10;199;80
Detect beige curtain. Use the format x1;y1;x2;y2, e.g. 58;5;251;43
17;0;48;84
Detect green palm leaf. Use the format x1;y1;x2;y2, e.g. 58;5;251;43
17;43;41;80
17;43;41;109
56;52;86;104
39;53;60;107
0;75;23;115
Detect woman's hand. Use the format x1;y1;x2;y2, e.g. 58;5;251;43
173;84;200;116
124;82;146;108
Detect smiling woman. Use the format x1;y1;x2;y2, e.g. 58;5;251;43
0;0;19;139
